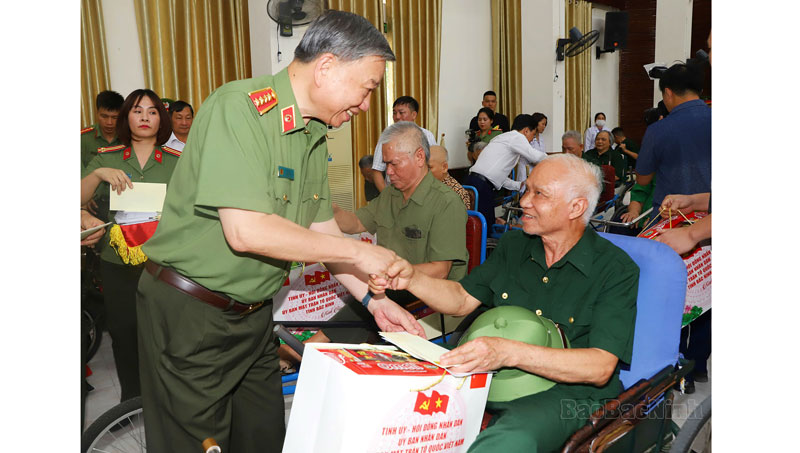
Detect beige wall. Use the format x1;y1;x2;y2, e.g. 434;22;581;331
653;0;694;104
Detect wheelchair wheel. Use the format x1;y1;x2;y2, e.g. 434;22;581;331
669;395;711;453
81;397;145;453
82;308;102;362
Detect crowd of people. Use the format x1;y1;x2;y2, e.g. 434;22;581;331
80;10;711;451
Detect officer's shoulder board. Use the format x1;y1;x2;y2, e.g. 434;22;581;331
81;126;94;135
248;87;278;116
98;144;126;154
161;145;182;157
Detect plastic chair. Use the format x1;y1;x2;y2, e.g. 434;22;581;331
462;184;479;212
466;210;487;272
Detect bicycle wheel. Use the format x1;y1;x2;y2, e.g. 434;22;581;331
670;395;711;453
81;397;145;453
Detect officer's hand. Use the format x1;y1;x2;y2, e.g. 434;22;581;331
95;167;133;195
654;228;697;255
367;297;426;338
439;337;513;373
354;242;398;279
81;210;106;247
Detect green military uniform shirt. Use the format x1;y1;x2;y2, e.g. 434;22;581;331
459;226;639;401
81;124;121;169
82;145;181;265
582;147;626;182
356;171;468;281
142;67;332;303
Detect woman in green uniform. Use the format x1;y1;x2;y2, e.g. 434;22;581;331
80;89;180;403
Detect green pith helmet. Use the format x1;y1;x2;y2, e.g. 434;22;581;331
459;305;570;402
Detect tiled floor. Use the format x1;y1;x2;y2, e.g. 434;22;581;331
85;332;710;446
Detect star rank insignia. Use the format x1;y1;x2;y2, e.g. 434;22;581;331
248;87;278;116
281;105;296;133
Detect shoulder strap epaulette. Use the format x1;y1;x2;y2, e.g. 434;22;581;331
98;144;126;154
161;145;182;157
248;87;278;116
81;126;94;135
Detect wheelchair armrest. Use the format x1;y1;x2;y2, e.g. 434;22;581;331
560;364;688;453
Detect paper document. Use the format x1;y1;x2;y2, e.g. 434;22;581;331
380;332;483;377
81;222;112;240
110;182;167;212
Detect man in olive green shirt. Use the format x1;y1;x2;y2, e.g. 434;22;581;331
81;90;124;169
136;12;424;453
316;122;468;344
371;154;639;452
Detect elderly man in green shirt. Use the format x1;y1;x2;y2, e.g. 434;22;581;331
289;121;468;349
136;11;424;453
371;153;639;452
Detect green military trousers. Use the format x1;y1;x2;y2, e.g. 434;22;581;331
468;385;603;453
136;270;285;453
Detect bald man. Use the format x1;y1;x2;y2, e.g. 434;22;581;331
428;145;472;210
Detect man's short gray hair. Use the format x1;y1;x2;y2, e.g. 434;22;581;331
294;11;396;63
543;154;603;224
379;121;430;163
561;130;582;144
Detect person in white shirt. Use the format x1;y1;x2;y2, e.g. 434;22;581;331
584;112;611;153
164;100;194;151
466;114;547;225
371;96;437;192
518;112;549;185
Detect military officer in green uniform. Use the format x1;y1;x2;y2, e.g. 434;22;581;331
371;154;639;452
582;129;626;182
136;11;425;453
81;90;124;169
81;90;125;223
80;89;179;404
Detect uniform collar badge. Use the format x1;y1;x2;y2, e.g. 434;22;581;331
154;149;163;163
248;87;278;116
123;147;132;160
281;105;296;134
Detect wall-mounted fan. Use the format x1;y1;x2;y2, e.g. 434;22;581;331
267;0;324;37
556;27;600;61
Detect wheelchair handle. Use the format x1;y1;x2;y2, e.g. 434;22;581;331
589;207;653;228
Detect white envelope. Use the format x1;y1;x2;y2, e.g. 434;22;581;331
109;182;167;212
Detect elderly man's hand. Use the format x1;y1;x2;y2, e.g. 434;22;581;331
439;337;515;374
367;297;426;338
369;256;415;294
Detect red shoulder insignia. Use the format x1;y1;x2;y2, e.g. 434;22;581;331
81;126;94;135
248;87;278;116
98;144;126;154
161;146;182;157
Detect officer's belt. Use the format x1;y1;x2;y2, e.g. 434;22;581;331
145;261;266;316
